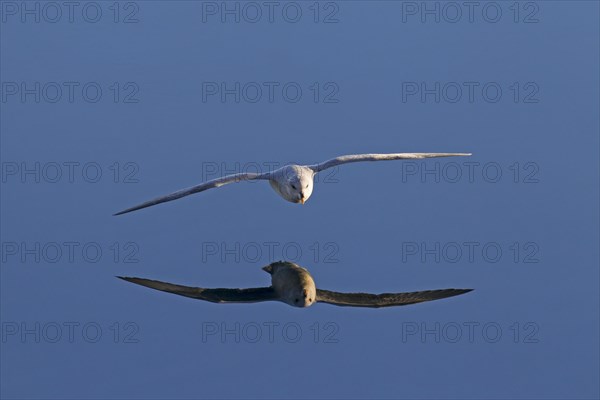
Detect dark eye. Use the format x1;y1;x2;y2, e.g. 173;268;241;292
305;184;308;188
294;298;299;303
291;184;296;190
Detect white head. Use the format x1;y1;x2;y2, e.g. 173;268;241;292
271;165;315;204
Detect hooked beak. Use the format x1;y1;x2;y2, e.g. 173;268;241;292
300;198;305;204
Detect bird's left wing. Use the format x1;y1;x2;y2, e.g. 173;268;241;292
316;288;472;308
308;153;471;173
118;277;278;304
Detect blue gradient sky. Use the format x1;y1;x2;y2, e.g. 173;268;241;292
1;1;599;399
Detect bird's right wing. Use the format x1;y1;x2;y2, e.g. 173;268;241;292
316;288;472;308
114;172;271;215
118;277;278;304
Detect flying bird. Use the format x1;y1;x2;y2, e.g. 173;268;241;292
114;152;471;215
118;261;472;308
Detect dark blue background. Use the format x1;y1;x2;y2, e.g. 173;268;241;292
1;1;599;398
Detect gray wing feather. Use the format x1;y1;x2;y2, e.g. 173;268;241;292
316;288;473;308
114;172;270;215
309;153;472;173
118;277;278;304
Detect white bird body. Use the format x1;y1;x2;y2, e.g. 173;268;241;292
114;152;471;215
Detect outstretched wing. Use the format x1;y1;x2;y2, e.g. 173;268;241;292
316;288;472;308
308;153;471;173
114;172;270;215
118;277;278;304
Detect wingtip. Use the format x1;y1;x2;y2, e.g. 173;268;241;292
112;201;158;216
113;209;130;216
116;276;138;282
456;288;474;294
